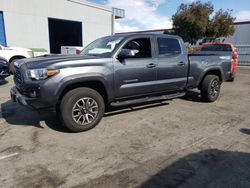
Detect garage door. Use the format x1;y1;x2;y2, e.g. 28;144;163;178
48;18;83;54
0;11;7;46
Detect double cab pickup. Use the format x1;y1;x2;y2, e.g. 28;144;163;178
11;34;234;132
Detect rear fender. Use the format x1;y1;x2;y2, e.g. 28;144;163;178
197;67;224;87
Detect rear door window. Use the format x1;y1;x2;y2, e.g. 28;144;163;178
157;38;182;56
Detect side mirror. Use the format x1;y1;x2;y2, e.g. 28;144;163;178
118;49;135;60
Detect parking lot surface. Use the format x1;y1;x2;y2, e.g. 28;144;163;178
0;67;250;188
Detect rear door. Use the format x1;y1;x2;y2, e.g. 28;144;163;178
114;37;157;98
155;37;189;92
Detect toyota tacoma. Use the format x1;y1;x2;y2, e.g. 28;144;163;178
11;34;233;132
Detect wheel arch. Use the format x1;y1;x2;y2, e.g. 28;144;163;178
198;68;223;89
57;79;110;105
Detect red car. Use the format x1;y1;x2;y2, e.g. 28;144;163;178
199;42;239;81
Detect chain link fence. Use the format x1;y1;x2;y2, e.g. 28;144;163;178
236;45;250;65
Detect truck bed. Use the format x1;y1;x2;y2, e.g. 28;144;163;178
187;51;233;87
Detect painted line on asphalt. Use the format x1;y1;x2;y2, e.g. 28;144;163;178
0;153;19;160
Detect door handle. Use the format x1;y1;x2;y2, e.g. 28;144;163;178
178;62;185;66
146;63;156;68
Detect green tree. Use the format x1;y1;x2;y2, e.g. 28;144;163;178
170;1;235;44
206;9;236;41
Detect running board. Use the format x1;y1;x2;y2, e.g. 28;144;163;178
110;92;186;107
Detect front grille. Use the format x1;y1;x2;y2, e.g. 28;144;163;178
14;67;23;86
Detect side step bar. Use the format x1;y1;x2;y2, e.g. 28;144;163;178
110;92;186;107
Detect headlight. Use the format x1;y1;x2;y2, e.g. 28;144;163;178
27;68;59;80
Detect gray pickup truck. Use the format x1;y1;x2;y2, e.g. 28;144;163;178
11;34;234;132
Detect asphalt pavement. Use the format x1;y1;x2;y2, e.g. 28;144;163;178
0;67;250;188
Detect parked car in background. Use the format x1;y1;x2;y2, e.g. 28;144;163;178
0;45;34;73
11;34;234;132
61;46;84;55
197;42;238;81
0;57;9;80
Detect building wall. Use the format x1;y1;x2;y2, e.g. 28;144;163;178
225;23;250;45
0;0;113;52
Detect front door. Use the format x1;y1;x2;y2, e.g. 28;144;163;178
114;37;157;98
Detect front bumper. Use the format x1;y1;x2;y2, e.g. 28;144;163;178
10;86;51;110
11;86;32;108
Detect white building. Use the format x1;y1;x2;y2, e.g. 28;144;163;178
0;0;124;53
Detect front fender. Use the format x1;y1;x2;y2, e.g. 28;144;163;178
54;73;114;102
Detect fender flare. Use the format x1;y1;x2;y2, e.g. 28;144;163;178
197;67;224;87
55;73;113;103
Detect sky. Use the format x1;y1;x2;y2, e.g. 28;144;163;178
87;0;250;33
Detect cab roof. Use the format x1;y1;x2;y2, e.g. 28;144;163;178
114;33;182;40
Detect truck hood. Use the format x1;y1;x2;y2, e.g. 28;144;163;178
16;54;109;69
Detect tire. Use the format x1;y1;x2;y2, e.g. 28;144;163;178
201;75;221;102
60;87;105;132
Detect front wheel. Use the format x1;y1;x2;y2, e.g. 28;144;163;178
60;87;105;132
201;75;221;102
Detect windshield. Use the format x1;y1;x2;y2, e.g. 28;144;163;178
81;36;124;57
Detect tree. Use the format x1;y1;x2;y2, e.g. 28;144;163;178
171;1;235;44
206;9;236;41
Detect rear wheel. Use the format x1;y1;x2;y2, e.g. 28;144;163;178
60;87;105;132
201;75;221;102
